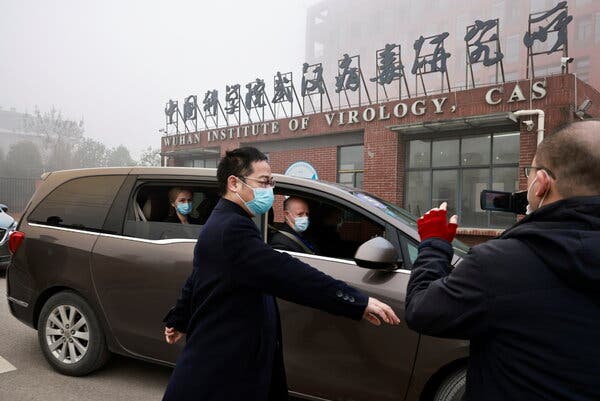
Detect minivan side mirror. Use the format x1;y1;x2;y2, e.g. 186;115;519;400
0;204;7;213
354;237;399;271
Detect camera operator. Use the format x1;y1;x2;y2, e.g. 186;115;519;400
405;120;600;401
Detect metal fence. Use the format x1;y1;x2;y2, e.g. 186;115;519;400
0;177;38;214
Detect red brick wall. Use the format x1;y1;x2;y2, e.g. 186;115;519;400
268;147;337;181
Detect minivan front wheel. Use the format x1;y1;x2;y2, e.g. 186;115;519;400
38;291;110;376
433;367;466;401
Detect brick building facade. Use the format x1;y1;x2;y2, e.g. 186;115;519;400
161;74;600;244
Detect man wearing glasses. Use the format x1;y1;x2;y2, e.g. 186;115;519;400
162;147;400;401
404;120;600;401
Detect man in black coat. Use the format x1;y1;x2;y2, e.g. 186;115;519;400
162;147;399;401
405;120;600;401
270;196;318;254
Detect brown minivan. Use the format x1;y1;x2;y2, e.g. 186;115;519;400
6;167;469;401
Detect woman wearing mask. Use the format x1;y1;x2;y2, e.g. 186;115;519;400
164;187;201;224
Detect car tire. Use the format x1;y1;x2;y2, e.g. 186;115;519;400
38;291;110;376
433;367;466;401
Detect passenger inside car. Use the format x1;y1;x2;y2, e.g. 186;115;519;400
270;196;319;254
125;185;221;240
163;187;201;225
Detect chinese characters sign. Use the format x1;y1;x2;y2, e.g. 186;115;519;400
164;5;572;134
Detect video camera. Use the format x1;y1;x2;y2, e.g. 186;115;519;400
480;190;528;215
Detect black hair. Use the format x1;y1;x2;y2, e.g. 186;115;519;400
216;147;268;195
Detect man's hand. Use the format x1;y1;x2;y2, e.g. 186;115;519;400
363;297;401;326
164;327;184;344
417;202;459;243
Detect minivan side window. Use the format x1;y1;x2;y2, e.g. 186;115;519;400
28;175;126;232
123;184;219;241
268;193;385;260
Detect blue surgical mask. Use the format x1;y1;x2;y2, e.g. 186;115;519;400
238;182;274;216
176;202;193;215
293;216;309;233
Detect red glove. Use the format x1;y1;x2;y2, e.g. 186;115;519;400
417;209;458;242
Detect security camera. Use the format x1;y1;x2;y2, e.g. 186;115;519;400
561;57;574;65
575;99;592;120
578;99;592;113
523;119;534;131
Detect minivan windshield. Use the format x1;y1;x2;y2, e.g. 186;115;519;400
339;187;470;256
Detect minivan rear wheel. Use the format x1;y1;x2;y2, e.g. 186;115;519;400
433;367;466;401
38;291;110;376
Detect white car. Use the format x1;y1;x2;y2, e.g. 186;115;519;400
0;203;16;272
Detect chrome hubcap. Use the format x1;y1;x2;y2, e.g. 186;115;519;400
45;305;89;364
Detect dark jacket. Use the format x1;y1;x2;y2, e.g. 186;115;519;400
270;223;318;254
163;213;201;225
405;196;600;401
163;198;368;401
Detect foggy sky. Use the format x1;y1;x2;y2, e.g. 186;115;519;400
0;0;319;158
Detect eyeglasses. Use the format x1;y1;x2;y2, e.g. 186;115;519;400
523;165;555;179
238;175;276;188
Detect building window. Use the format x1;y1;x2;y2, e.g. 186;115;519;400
314;8;328;25
337;145;364;188
491;0;505;20
405;132;520;228
504;34;520;63
504;71;519;81
530;0;547;13
577;16;594;43
314;42;324;58
183;158;218;168
535;64;561;77
576;57;591;82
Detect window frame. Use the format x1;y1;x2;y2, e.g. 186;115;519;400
182;157;219;168
405;131;520;228
337;144;364;189
264;182;412;269
119;177;221;241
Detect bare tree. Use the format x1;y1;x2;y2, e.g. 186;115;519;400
5;140;44;178
73;138;108;168
22;107;84;171
138;146;161;166
106;145;136;167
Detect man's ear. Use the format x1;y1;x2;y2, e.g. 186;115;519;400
534;170;551;197
227;175;240;193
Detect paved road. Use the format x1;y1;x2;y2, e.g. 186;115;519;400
0;276;171;401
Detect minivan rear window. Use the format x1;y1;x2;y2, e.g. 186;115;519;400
28;175;126;232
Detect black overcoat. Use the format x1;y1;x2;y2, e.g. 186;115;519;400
163;198;367;401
